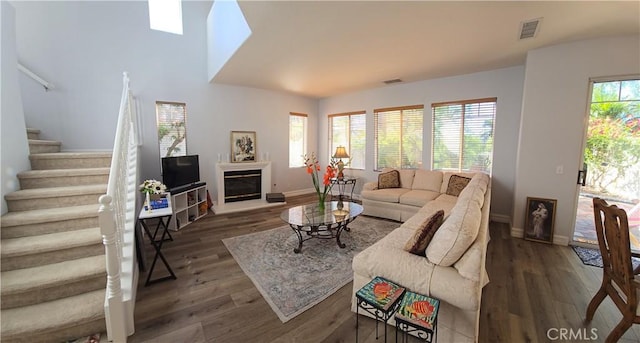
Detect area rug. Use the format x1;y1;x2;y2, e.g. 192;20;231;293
222;215;398;322
572;245;640;269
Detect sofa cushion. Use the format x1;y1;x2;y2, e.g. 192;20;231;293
412;170;443;192
361;188;410;203
440;172;476;194
399;190;440;207
378;170;400;189
445;175;471;196
404;210;445;256
426;196;482;266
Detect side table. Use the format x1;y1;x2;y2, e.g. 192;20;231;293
137;198;177;286
394;291;440;343
355;276;406;343
331;177;357;201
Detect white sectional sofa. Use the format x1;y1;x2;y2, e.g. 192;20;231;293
352;169;491;343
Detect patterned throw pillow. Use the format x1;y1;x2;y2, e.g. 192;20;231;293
378;170;400;189
446;175;471;196
404;210;445;256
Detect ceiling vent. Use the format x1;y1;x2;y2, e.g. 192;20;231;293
519;18;542;40
383;78;403;85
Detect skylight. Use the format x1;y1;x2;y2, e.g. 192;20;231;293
148;0;183;35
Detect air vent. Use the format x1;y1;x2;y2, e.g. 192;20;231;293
519;18;542;40
383;78;402;85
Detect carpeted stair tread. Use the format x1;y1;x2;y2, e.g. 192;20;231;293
1;255;105;295
29;151;111;159
0;289;105;337
28;139;61;145
17;167;109;179
4;184;106;200
0;204;99;227
1;227;101;258
26;128;41;135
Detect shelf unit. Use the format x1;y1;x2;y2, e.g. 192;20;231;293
169;183;208;231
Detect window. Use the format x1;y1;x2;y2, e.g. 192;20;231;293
374;105;424;170
148;0;183;35
431;98;496;173
328;111;366;170
289;112;308;167
156;101;187;157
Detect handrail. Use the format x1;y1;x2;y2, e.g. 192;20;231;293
98;72;139;342
17;63;54;91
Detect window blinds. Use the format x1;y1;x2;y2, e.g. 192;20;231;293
374;105;424;170
329;111;366;170
431;98;496;173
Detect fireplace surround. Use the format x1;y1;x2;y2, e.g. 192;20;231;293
213;161;282;214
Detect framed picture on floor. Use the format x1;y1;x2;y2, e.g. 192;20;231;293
524;197;557;244
230;131;257;163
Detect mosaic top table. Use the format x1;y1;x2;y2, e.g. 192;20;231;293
280;201;363;253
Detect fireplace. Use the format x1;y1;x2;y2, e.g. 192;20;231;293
224;169;261;203
213;161;282;214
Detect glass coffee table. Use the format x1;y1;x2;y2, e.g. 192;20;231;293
280;201;363;253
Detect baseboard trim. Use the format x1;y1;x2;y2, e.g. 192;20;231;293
490;214;511;225
283;188;315;198
511;227;569;246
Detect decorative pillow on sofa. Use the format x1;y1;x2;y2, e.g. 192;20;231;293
403;210;445;256
446;175;471;196
378;170;400;189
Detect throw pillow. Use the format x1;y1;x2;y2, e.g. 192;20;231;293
403;210;445;256
378;170;400;189
446;175;471;196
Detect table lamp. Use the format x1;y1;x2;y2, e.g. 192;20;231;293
333;146;350;179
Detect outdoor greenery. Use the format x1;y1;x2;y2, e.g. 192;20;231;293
375;109;423;170
584;80;640;196
158;120;186;157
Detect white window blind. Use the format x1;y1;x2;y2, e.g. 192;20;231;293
328;111;366;170
374;105;424;170
289;112;308;167
431;98;496;173
156;101;187;157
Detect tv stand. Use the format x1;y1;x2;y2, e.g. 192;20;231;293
169;182;207;231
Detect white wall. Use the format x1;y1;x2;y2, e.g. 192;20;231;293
319;66;525;219
1;1;31;215
513;35;640;244
12;1;318;200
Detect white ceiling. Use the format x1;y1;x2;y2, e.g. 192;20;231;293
211;1;640;99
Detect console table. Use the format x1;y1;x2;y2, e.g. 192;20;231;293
137;198;177;286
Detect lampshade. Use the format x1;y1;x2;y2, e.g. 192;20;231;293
333;146;350;159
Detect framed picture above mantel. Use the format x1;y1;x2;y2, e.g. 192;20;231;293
230;131;257;163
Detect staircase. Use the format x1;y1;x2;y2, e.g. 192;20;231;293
0;129;111;343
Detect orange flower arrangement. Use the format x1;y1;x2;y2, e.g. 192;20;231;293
303;153;337;209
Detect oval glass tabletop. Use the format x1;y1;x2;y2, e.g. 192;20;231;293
280;201;363;227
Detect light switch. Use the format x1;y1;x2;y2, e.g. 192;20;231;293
556;165;564;174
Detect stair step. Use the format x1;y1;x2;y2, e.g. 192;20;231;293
1;227;103;271
30;152;112;170
28;139;61;154
0;289;106;343
1;255;106;309
5;184;107;212
0;204;100;239
26;128;41;140
18;168;110;189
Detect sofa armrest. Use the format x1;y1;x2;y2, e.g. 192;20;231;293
363;181;378;191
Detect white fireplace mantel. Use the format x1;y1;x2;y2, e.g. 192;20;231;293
212;161;283;214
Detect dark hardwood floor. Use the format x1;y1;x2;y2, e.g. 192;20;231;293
128;194;640;343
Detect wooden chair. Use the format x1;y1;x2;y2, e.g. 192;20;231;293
586;197;640;342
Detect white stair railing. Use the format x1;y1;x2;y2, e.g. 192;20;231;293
98;72;139;342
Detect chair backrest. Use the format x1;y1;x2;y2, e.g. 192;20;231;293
592;198;636;303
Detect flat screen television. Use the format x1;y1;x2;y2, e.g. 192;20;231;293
161;155;200;191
